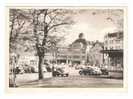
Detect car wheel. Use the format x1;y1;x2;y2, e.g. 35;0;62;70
89;72;92;75
84;73;87;75
79;71;83;75
61;74;64;77
85;73;88;75
87;73;90;75
66;74;68;77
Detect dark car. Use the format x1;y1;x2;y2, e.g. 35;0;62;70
53;68;69;77
100;67;109;75
13;67;21;74
24;65;36;73
79;66;102;75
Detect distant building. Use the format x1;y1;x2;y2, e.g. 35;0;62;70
56;33;87;64
86;41;104;66
101;31;123;69
16;33;88;67
17;52;38;67
104;32;123;50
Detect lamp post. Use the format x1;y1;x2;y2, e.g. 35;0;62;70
102;45;105;65
50;40;56;76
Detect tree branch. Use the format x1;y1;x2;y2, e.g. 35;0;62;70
18;20;25;30
47;14;58;26
14;21;25;40
43;9;48;22
10;15;16;41
32;10;39;44
48;22;68;32
47;9;58;15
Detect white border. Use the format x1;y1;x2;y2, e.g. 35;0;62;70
5;6;128;94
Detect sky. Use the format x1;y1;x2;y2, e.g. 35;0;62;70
60;9;123;46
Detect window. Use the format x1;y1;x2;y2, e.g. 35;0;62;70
116;39;120;43
73;56;80;59
82;56;85;59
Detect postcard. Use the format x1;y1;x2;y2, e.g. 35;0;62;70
5;6;128;93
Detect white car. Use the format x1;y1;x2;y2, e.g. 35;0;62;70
79;66;102;75
91;66;102;74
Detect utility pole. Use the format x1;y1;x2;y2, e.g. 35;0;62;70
102;45;105;65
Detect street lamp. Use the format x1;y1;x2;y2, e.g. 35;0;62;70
102;45;105;65
49;40;56;76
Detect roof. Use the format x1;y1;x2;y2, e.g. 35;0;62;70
69;38;87;49
105;31;123;38
73;38;87;45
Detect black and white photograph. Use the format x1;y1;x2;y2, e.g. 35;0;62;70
7;7;126;88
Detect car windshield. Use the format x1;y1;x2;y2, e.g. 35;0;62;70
83;67;92;70
57;68;64;73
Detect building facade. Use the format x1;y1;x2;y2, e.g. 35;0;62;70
55;33;87;65
86;41;104;66
102;31;123;70
43;33;87;65
16;33;88;68
56;45;86;65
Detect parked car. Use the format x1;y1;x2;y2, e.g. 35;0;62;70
44;63;52;72
53;68;69;77
75;64;84;70
79;66;102;75
100;67;109;75
10;66;24;74
14;67;21;74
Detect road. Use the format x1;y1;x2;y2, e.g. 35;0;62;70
15;73;123;88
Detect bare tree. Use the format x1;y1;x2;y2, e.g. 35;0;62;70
9;9;29;53
9;9;74;80
28;9;73;79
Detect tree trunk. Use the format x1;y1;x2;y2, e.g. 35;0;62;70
38;55;44;80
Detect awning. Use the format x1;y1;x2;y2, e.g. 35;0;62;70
100;49;123;56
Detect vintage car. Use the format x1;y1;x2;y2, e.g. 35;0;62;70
52;68;69;77
79;66;102;75
100;67;109;75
